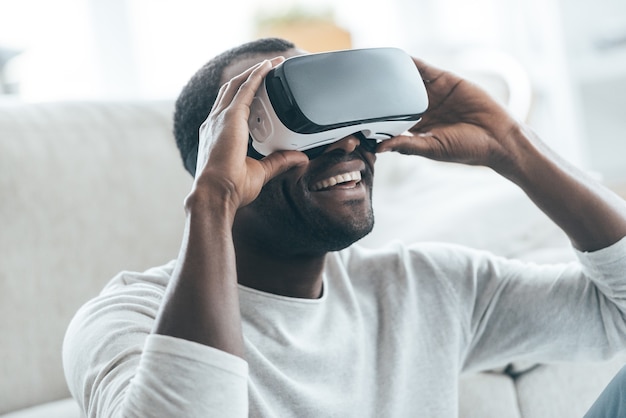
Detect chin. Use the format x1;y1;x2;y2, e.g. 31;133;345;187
308;212;375;253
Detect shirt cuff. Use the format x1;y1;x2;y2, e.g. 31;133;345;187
144;333;249;378
124;334;249;417
575;236;626;297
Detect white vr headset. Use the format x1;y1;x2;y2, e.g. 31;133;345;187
247;47;429;158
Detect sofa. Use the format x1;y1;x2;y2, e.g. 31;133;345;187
1;99;625;418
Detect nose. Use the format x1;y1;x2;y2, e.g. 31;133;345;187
323;135;361;154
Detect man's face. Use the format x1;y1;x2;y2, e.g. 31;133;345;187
228;50;377;257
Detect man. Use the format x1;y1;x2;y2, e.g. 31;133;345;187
63;38;626;417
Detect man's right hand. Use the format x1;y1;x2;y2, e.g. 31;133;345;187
190;57;308;214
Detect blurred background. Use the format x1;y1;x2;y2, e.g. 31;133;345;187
1;0;625;186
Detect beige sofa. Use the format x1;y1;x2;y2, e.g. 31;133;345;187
1;100;625;417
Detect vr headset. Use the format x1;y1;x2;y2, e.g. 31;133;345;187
247;47;429;158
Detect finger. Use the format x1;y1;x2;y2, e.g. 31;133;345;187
412;56;465;101
376;133;439;157
230;59;274;110
213;56;285;114
230;56;285;106
265;55;286;67
212;80;231;111
231;55;283;82
258;150;309;184
411;57;447;84
218;56;283;106
212;61;267;113
228;55;284;86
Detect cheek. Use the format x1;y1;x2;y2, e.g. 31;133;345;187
253;176;302;219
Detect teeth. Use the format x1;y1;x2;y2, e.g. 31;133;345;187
312;171;362;191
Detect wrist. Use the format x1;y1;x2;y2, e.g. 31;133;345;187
184;177;240;222
491;124;542;182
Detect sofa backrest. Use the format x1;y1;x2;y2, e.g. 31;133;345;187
0;101;191;413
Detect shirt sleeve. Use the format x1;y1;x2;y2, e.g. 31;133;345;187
62;268;249;418
458;236;626;372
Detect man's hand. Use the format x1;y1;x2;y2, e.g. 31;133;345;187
192;57;308;212
377;57;523;174
378;56;626;252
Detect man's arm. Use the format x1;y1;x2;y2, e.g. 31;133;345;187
377;58;626;251
501;127;626;252
152;57;307;355
375;60;626;372
153;195;244;354
62;58;309;418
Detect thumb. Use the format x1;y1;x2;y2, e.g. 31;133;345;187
259;150;309;184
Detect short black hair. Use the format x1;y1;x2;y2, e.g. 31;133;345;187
173;37;296;176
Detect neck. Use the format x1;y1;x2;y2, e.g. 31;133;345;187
233;239;326;299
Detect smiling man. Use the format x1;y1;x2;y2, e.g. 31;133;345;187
63;38;626;417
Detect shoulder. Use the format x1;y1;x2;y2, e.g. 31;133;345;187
102;259;176;294
65;260;176;355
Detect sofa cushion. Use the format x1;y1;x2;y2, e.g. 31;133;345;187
515;353;626;418
0;101;190;413
1;398;81;418
459;372;521;418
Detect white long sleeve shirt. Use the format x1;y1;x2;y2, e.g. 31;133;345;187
63;239;626;417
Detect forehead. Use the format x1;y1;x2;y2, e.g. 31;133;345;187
220;48;307;85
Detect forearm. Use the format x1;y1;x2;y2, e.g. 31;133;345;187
152;190;245;357
501;126;626;252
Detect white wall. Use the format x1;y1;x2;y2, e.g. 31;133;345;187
559;0;626;184
1;0;624;182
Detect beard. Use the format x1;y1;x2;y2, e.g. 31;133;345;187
235;166;375;257
277;190;374;254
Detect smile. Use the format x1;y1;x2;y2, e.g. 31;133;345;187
311;170;362;191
